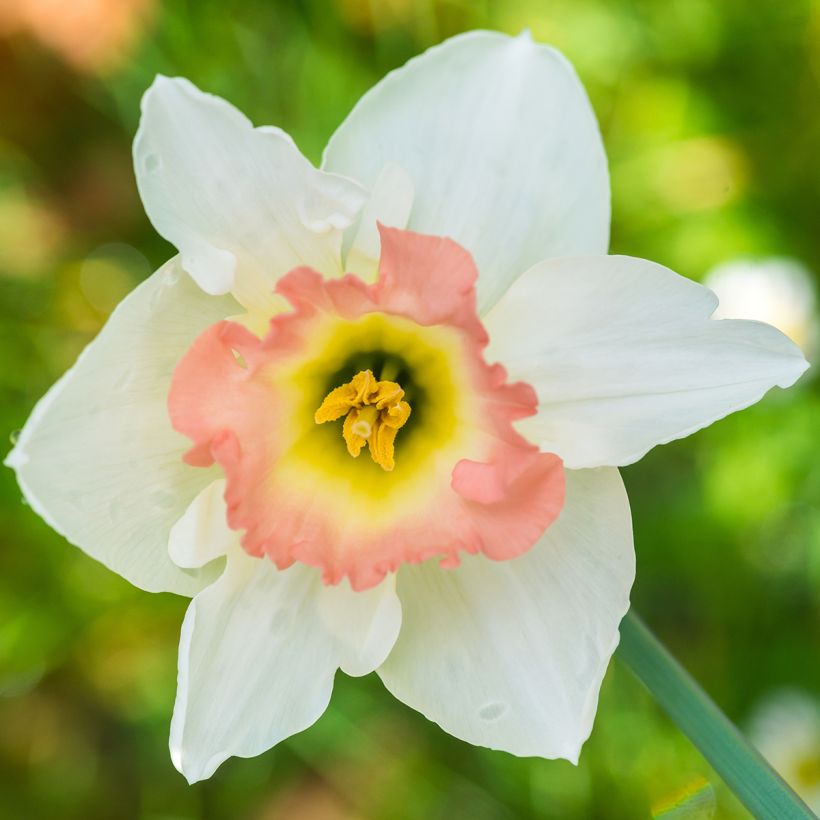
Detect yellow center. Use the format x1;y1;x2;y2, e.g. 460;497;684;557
314;369;411;471
267;312;479;527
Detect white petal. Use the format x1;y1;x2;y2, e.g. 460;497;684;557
317;575;402;677
168;479;235;569
484;255;810;469
134;76;367;311
5;258;237;595
323;30;609;312
171;550;401;782
378;468;634;761
344;163;414;282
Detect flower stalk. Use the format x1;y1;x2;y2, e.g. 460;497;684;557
617;611;814;819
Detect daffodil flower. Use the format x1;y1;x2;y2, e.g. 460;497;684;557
6;31;808;783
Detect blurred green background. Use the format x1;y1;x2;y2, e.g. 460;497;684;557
1;1;818;818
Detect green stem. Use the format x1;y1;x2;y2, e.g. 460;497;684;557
616;611;815;819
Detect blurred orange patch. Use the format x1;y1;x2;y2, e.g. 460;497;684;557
0;0;154;73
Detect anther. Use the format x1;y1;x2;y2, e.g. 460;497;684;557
315;370;411;471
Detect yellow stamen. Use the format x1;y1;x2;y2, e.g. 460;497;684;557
314;369;411;471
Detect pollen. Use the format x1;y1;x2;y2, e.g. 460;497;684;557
314;369;411;471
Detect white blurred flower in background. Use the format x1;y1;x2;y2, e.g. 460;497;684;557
705;258;818;358
748;689;820;812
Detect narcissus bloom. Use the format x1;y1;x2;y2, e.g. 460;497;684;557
7;31;808;782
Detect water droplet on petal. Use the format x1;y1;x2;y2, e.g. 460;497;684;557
108;499;120;523
63;489;85;514
144;153;160;173
270;608;292;637
9;429;20;445
478;702;507;722
113;370;135;392
151;490;177;511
